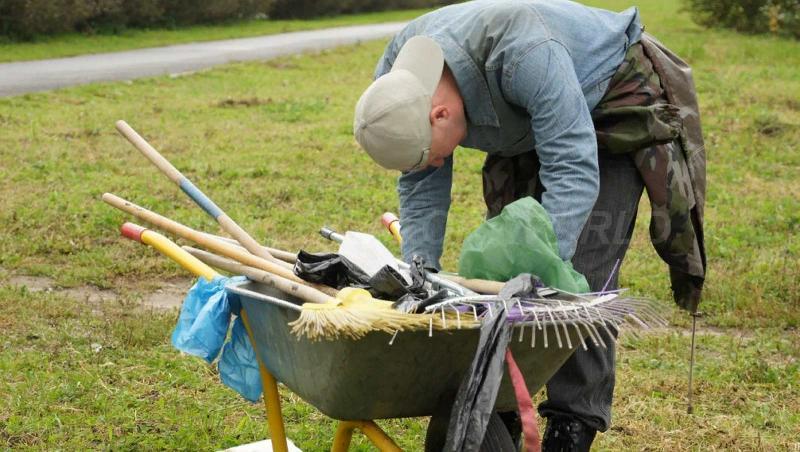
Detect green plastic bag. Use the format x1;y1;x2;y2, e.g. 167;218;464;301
458;197;590;293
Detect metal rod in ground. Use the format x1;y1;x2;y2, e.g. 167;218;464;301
687;312;699;414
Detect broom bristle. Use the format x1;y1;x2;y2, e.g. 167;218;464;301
289;303;374;341
288;290;478;341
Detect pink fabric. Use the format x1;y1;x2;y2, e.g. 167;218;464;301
505;348;541;452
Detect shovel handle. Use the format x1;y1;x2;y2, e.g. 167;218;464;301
121;222;218;281
115;120;274;262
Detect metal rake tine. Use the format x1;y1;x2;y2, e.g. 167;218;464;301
556;301;573;349
592;306;621;340
572;321;588;350
515;298;527;323
546;309;563;348
584;319;608;348
612;297;665;325
453;305;462;329
582;304;600;325
628;300;669;328
601;305;645;327
542;318;549;348
618;310;650;329
583;304;617;341
578;320;602;347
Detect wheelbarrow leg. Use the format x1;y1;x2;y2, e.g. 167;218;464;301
332;420;401;452
240;310;289;452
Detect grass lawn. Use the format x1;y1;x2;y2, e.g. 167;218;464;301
0;8;431;64
1;0;799;450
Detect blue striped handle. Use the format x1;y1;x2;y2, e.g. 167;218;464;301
179;178;223;219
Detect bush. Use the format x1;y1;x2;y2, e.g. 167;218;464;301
0;0;453;40
0;0;275;40
268;0;456;19
684;0;800;38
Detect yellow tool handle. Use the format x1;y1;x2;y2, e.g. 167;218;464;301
121;222;218;281
380;212;403;246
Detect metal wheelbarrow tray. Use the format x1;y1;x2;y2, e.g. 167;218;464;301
228;280;585;421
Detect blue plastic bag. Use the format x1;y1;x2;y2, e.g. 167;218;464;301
172;276;232;362
219;316;262;402
171;275;262;401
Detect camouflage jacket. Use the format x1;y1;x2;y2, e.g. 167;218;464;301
593;33;707;312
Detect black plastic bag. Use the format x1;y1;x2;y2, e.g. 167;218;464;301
293;251;371;289
294;251;429;300
444;302;513;451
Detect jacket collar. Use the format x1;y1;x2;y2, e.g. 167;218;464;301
431;34;500;128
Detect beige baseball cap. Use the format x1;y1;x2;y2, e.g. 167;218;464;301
353;36;444;171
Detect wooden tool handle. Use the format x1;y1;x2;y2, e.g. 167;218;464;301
116;120;183;183
438;274;504;295
184;246;334;305
115;120;274;262
102;192;338;298
203;232;297;264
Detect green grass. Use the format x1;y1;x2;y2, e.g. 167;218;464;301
0;8;431;63
1;0;799;450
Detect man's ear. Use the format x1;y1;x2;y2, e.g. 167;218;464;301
430;105;450;124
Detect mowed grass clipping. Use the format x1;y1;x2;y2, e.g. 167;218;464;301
1;0;799;450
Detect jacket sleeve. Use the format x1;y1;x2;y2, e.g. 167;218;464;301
505;40;600;261
396;155;453;270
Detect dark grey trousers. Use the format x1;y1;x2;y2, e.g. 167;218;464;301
537;150;645;432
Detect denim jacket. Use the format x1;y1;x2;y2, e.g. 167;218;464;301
374;0;643;267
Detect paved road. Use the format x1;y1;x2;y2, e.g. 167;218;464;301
0;22;406;97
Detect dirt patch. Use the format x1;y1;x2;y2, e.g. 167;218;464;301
141;279;191;310
5;275;190;310
7;275;55;292
215;97;272;108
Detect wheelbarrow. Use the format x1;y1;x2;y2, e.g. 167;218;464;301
228;279;587;451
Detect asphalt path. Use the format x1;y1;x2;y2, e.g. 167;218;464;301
0;22;406;97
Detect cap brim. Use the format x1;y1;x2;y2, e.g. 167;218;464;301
391;35;444;97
